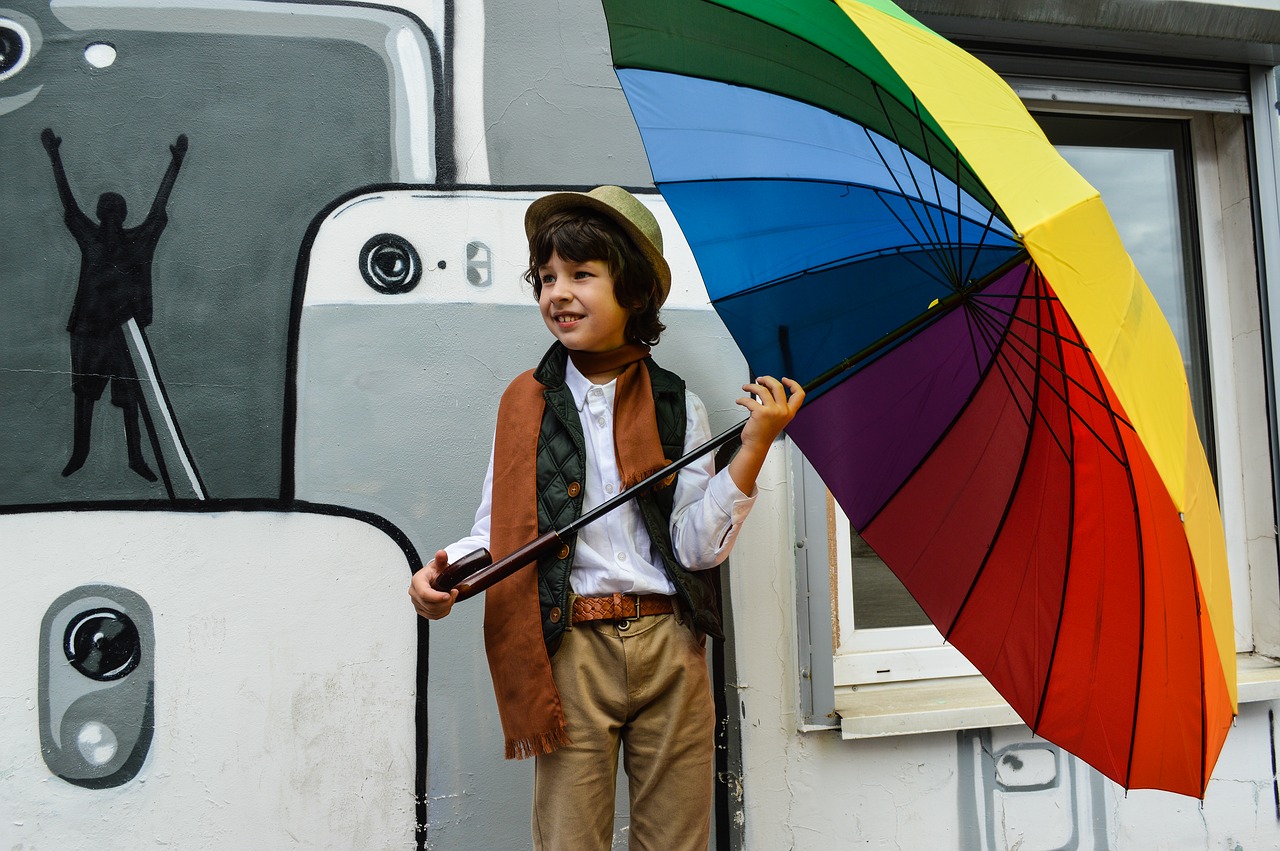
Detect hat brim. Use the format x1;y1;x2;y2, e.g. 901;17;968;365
524;191;672;304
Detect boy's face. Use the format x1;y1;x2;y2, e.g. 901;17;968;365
537;251;630;353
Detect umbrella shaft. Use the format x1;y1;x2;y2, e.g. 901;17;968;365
565;418;748;535
804;249;1030;394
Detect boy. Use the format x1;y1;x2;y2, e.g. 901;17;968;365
409;186;802;850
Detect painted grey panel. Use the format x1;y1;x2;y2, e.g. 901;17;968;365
482;0;653;187
2;1;396;504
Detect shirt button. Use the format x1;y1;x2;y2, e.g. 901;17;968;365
605;483;614;494
596;416;607;428
617;552;627;563
590;386;603;396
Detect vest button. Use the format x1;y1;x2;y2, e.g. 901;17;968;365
549;607;562;623
567;481;582;498
557;544;570;560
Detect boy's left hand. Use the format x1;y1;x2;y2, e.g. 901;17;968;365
737;376;804;451
728;375;803;495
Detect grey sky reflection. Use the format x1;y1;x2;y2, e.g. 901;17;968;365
1055;145;1192;374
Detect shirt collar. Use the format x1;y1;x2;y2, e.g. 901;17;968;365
564;357;616;412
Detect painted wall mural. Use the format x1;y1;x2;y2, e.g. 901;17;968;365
2;1;433;847
4;1;1280;850
1;2;742;848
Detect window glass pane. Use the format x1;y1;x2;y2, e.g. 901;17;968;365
1057;146;1190;353
1034;115;1213;450
849;527;928;628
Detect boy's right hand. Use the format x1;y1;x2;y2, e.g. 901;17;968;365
409;550;459;619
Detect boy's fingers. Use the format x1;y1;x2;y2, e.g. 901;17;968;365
782;377;806;411
747;376;792;406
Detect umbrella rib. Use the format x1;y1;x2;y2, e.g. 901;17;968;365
965;297;1074;465
856;120;953;282
907;91;961;283
670;171;1018;300
1030;268;1079;734
960;206;1008;289
970;295;1091;353
966;301;1133;467
802;250;1030;394
976;306;1137;441
967;304;1035;425
903;90;960;284
1068;292;1148;791
708;245;946;307
853;254;1031;534
613;3;1005;227
870;85;959;284
942;288;1047;648
972;292;1137;433
868;189;965;287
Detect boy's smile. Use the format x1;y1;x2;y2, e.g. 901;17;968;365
538;252;630;355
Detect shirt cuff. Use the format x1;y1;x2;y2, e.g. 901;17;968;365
708;467;757;528
443;541;484;566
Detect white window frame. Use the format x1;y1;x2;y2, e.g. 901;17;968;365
801;71;1280;741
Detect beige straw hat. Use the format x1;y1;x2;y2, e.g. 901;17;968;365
524;185;672;304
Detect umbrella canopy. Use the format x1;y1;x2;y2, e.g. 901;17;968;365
601;0;1236;796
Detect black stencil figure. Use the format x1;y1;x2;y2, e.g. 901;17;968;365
41;128;187;481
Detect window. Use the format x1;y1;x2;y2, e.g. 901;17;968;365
797;72;1280;736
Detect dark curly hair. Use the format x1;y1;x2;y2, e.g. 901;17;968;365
525;208;666;346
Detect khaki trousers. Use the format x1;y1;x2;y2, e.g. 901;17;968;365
533;612;714;851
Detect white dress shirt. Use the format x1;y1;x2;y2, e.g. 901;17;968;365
445;359;757;596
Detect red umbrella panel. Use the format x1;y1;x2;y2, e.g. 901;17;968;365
788;260;1230;793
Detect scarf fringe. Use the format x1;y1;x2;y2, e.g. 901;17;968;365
505;725;572;761
622;460;676;493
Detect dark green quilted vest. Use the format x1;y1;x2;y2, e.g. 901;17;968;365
530;344;724;654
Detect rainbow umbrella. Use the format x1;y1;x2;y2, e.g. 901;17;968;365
601;0;1236;796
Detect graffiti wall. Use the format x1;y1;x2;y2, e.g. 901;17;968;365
1;2;746;848
5;1;1280;850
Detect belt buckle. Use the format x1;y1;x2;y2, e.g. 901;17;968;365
619;593;642;631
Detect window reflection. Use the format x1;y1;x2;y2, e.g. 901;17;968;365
1035;115;1212;450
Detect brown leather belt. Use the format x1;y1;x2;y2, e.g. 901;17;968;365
571;593;674;625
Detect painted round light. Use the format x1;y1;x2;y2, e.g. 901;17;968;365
77;721;119;767
84;42;117;69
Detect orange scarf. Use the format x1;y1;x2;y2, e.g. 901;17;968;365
483;343;668;758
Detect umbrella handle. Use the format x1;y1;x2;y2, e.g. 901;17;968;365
430;531;564;602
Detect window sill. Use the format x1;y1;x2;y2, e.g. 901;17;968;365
835;676;1019;739
834;652;1280;740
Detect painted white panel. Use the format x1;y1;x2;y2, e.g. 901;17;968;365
0;509;417;849
303;189;716;311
